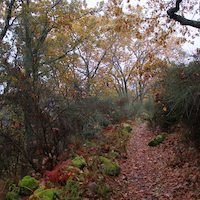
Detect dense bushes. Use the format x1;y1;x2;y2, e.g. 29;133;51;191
57;96;135;139
152;59;200;147
0;94;134;179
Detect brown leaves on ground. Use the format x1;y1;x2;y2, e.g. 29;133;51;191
108;123;200;200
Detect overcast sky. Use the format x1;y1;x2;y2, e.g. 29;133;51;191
86;0;104;8
85;0;199;54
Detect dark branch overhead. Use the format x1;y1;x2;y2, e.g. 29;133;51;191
167;0;200;29
0;0;16;41
51;0;62;8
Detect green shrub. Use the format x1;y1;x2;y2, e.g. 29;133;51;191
110;151;119;158
132;101;143;117
131;100;157;127
57;96;134;142
118;102;136;120
122;123;132;132
153;59;200;147
6;176;39;199
0;94;134;180
63;176;83;200
72;155;87;169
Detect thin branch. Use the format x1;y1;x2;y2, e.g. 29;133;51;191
0;0;16;41
41;42;80;65
51;0;62;8
33;26;54;54
91;46;111;79
77;46;90;75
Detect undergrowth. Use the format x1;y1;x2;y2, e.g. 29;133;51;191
1;121;134;200
0;95;135;180
152;60;200;147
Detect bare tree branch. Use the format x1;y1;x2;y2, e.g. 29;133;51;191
167;0;200;29
91;45;111;79
51;0;62;8
0;0;16;41
41;41;80;65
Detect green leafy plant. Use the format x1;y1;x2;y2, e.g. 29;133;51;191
61;176;83;200
6;176;39;200
29;186;58;200
153;59;200;147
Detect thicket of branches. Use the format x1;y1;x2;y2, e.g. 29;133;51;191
152;53;200;147
0;88;135;179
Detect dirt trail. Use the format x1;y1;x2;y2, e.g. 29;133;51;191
110;123;200;200
124;123;167;199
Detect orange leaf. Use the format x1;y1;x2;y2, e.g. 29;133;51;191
36;149;40;155
30;93;35;99
163;107;167;111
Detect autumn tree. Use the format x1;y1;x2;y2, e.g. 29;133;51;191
0;0;17;41
49;0;186;101
104;3;184;102
69;14;114;94
0;0;97;173
48;0;131;97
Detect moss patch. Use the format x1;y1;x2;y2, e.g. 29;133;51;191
72;155;87;169
6;191;18;200
18;176;38;196
99;157;120;176
18;176;38;190
123;123;132;132
148;132;167;147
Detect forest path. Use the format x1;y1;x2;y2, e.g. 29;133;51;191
110;123;199;200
